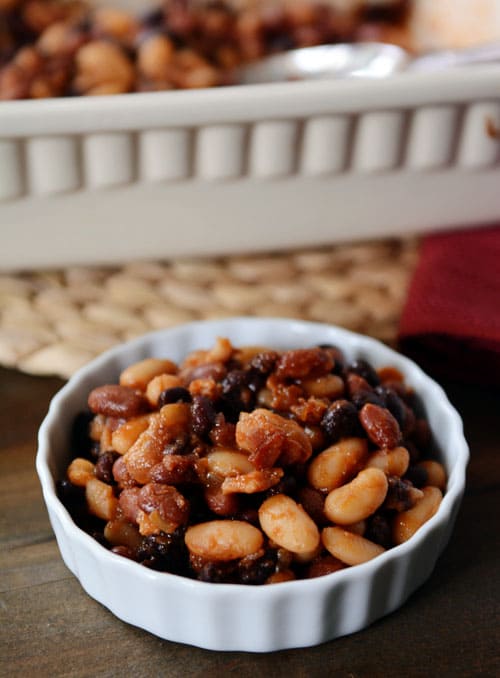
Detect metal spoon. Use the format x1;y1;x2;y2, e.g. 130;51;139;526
236;41;500;84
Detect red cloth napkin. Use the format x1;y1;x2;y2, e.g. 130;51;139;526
398;225;500;385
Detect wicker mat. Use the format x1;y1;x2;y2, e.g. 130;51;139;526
0;238;419;379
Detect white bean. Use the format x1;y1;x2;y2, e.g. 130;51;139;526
120;357;177;391
185;520;264;561
393;486;442;545
307;437;368;492
324;467;388;525
67;458;95;487
86;478;118;521
366;446;410;477
322;526;385;565
206;450;255;477
258;494;320;555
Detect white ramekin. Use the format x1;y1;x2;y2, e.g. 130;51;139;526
36;317;469;652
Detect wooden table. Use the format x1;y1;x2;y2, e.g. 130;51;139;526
1;366;498;677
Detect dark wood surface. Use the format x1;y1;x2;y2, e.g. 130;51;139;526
1;365;498;678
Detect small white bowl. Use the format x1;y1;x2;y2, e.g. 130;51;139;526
36;318;468;652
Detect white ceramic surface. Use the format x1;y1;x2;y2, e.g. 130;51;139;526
36;317;469;652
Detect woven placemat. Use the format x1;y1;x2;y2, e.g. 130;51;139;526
0;238;419;379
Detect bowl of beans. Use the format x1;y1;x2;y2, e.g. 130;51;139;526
36;317;468;651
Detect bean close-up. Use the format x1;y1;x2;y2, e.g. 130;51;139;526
1;0;411;99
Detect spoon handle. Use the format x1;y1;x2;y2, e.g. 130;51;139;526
410;42;500;72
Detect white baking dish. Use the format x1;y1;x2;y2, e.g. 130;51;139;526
2;42;500;270
36;317;469;651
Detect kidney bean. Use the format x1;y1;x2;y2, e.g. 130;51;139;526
94;451;119;484
359;403;402;449
138;483;189;527
275;348;334;379
191;395;216;438
88;385;148;418
118;487;141;523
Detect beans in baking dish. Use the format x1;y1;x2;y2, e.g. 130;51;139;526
1;0;411;99
58;337;446;584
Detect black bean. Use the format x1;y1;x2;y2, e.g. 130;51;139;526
366;514;393;549
249;351;279;375
321;399;359;442
404;465;428;489
238;553;277;585
70;410;94;459
138;530;188;575
375;386;407;430
351;390;385;410
95;451;120;484
220;369;255;416
221;369;248;392
158;386;192;407
317;344;346;375
191;395;216;438
198;560;237;584
265;474;298;499
348;359;380;387
384;476;416;512
111;545;136;560
140;7;165;28
57;478;85;511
